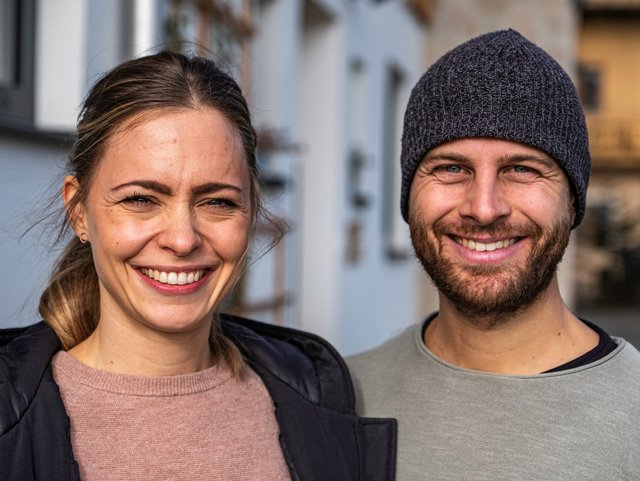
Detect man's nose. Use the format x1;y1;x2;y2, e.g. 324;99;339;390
458;173;511;225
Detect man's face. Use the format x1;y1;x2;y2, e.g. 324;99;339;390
408;138;575;327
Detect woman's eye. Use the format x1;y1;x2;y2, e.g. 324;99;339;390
122;194;153;206
205;198;237;208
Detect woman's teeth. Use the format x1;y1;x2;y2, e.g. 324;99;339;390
456;237;517;252
141;268;205;285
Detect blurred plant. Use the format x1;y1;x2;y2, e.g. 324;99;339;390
164;0;189;52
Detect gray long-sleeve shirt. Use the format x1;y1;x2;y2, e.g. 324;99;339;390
347;321;640;481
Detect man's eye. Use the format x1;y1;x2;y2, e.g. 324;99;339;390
444;165;462;173
508;165;538;175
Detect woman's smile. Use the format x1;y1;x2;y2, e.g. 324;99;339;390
136;266;215;296
140;268;207;285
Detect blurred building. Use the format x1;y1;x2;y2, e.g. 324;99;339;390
2;0;635;354
0;0;427;354
575;0;640;307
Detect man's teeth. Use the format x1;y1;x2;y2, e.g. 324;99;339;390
141;268;205;285
457;238;517;252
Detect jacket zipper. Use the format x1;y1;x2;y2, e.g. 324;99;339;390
279;433;301;481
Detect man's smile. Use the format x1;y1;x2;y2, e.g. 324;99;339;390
453;236;519;252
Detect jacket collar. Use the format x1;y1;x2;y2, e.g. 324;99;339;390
0;322;61;435
221;314;356;414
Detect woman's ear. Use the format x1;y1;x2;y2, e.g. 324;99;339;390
62;175;88;238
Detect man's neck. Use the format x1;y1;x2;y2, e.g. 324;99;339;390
424;286;599;375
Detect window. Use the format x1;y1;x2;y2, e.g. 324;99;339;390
578;63;601;111
163;0;253;89
0;0;15;85
381;65;411;259
0;0;35;130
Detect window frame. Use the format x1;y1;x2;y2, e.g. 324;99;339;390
381;63;412;260
0;0;36;131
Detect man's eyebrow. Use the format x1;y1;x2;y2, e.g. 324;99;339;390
422;152;471;164
497;153;557;167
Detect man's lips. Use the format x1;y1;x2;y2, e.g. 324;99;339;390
452;236;519;252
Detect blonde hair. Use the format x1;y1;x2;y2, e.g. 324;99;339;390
39;51;284;376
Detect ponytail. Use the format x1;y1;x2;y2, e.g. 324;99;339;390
39;238;99;349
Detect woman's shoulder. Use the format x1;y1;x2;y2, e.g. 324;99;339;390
0;321;60;365
0;322;62;433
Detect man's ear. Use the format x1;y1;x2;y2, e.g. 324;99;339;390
569;191;577;226
62;175;88;237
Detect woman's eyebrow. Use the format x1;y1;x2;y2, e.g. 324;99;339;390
110;180;171;195
191;182;243;196
110;181;243;196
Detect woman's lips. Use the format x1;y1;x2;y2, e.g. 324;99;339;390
140;268;206;285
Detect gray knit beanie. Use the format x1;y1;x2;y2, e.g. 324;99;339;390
400;29;590;228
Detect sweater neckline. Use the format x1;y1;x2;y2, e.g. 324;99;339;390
52;351;234;396
415;314;625;378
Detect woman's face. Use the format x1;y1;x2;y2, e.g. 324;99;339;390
64;108;252;336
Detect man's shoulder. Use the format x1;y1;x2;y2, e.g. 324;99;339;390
345;323;420;391
607;338;640;373
347;323;419;371
345;322;422;417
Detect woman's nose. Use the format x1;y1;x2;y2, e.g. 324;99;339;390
157;209;202;256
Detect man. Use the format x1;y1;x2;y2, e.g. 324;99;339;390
347;29;640;481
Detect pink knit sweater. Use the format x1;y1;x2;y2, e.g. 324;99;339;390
52;351;290;480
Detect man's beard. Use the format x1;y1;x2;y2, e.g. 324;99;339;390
410;214;571;329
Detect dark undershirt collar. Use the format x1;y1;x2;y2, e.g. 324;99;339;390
543;320;617;373
420;315;617;373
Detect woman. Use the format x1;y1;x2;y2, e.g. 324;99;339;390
0;51;396;481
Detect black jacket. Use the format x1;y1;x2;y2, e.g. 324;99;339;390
0;316;396;481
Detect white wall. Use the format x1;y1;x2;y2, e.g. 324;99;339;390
0;134;66;326
34;0;88;132
337;1;425;355
0;0;136;328
249;0;426;354
296;4;346;344
245;0;304;328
